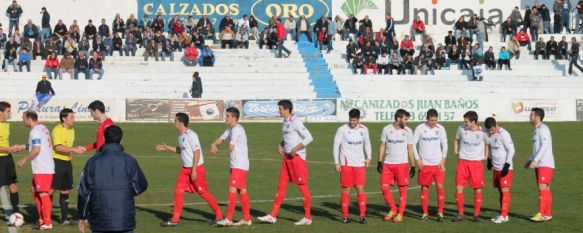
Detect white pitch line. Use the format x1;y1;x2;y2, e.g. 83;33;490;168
1;186;18;233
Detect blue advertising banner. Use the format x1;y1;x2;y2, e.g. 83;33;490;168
242;99;336;118
137;0;331;30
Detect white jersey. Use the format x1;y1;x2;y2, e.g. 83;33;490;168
487;127;515;171
282;115;313;160
529;123;555;168
178;129;205;167
413;123;448;166
220;124;249;171
381;124;413;164
333;124;372;167
455;125;489;161
29;124;55;174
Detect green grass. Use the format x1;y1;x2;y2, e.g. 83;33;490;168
4;121;583;232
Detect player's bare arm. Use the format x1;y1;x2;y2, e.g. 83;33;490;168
191;149;200;181
155;143;178;153
210;138;223;154
17;145;40;167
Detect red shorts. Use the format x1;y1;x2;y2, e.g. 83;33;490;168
418;165;445;186
279;155;308;185
175;166;209;194
492;170;513;188
32;174;53;193
535;167;554;185
229;168;248;189
380;163;409;186
340;166;366;188
455;160;484;189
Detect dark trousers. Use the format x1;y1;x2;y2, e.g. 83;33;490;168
277;39;290;57
569;54;583;74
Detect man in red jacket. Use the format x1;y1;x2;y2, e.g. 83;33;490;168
85;100;114;152
516;29;532;50
410;16;426;41
276;18;292;58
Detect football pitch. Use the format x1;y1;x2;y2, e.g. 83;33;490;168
4;121;582;233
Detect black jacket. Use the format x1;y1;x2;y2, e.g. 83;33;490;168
36;80;55;95
191;76;203;95
74;57;89;70
84;25;97;37
6;4;22;19
77;143;148;232
42;11;51;29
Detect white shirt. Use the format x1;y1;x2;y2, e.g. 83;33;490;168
413;123;448;166
220;124;249;171
487;127;515;171
529;123;555;168
178;129;204;167
29;124;55;174
282;115;313;160
455;125;489;161
333;124;372;167
381;124;413;164
377;55;389;65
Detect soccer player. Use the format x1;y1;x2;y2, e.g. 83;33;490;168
85;100;114;152
0;101;23;218
484;117;515;224
413;109;448;222
377;109;415;223
16;110;55;230
453;111;489;222
526;107;555;222
51;108;86;225
333;109;371;224
257;100;314;226
157;112;223;227
211;107;252;227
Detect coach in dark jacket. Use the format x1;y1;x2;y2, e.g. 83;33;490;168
78;125;148;233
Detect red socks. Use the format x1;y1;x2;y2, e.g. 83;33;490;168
298;184;312;219
398;186;408;215
474;192;482;217
340;192;350;218
437;188;445;214
34;193;42;222
240;192;251;221
455;192;464;216
545;190;552;216
40;194;52;225
171;190;185;222
357;193;367;217
501;191;510;217
200;192;223;220
226;192;237;221
420;188;429;214
539;190;553;216
270;181;288;217
381;185;397;213
421;188;445;215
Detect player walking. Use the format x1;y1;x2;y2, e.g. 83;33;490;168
0;102;23;219
85;100;114;152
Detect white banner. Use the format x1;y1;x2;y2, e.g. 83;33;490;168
1;99;124;122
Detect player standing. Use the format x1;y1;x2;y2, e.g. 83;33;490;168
484;117;515;224
453;111;489;222
257;100;314;226
526;108;555;222
413;109;448;222
158;112;223;227
17;110;55;230
333;109;372;224
0;102;23;219
85;100;114;152
51;108;86;225
378;109;415;223
211;108;252;227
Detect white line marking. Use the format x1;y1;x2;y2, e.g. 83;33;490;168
1;186;17;233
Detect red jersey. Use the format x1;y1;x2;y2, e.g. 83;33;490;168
85;118;114;151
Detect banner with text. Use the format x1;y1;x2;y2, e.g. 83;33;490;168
126;99;242;122
1;99;121;122
242;99;337;121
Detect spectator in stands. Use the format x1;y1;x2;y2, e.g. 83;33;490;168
99;19;110;39
500;17;516;42
352;54;363;74
296;15;312;42
523;6;532;31
17;48;30;72
201;24;215;42
219;14;234;32
53;19;68;39
113;13;125;38
168;15;180;33
190;31;203;50
74;52;90;79
20;37;31;52
64;36;78;57
541;4;552;33
235;28;249;49
276;18;292;58
32;38;45;60
546;36;558;59
577;1;583;33
60;52;74;79
45;37;57;55
316;24;327;51
390;37;399;53
507;36;521;59
343;15;358;40
400;35;414;57
160;39;174;61
454;16;469;39
415;53;426;75
360;15;373;29
5;36;18;52
258;28;272;49
516;29;531;50
44;51;60;79
0;28;6;49
385;14;396;44
498;47;511;70
126;14;138;30
6;0;23;36
568;37;583;75
23;19;38;39
559;0;571;33
422;35;435;51
444;30;456;50
70;20;81;42
89;52;104;80
484;46;496;70
284;16;296;41
92;36;107;57
388;51;402;74
12;28;21;45
112;33;123;56
3;46;18;72
84;20;97;40
377;52;389;74
219;25;235;49
448;44;461;67
103;34;113;56
326;18;336;53
475;17;486;49
553;11;562;34
151;15;164;33
460;47;472;70
77;35;89;55
345;38;357;63
426;58;436;75
124;33;137;56
185;16;195;32
196;15;211;32
144;38;158;61
334;15;344;40
410;16;426;41
535;37;547;60
529;8;542;42
183;42;199;66
558;36;568;59
435;46;446;69
199;45;215;67
172;21;184;36
401;55;414;74
190;72;203;98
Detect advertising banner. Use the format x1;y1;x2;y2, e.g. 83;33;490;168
242;99;337;120
126;99;171;122
1;99;121;122
510;99;559;119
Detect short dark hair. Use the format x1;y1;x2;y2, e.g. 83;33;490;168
484;117;497;129
277;100;293;113
104;125;123;144
348;109;360;119
531;107;545;121
426;109;438;119
0;101;10;112
175;112;189;127
394;109;410;120
88;100;106;113
59;108;74;123
226;107;240;120
24;110;38;121
463;111;478;123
